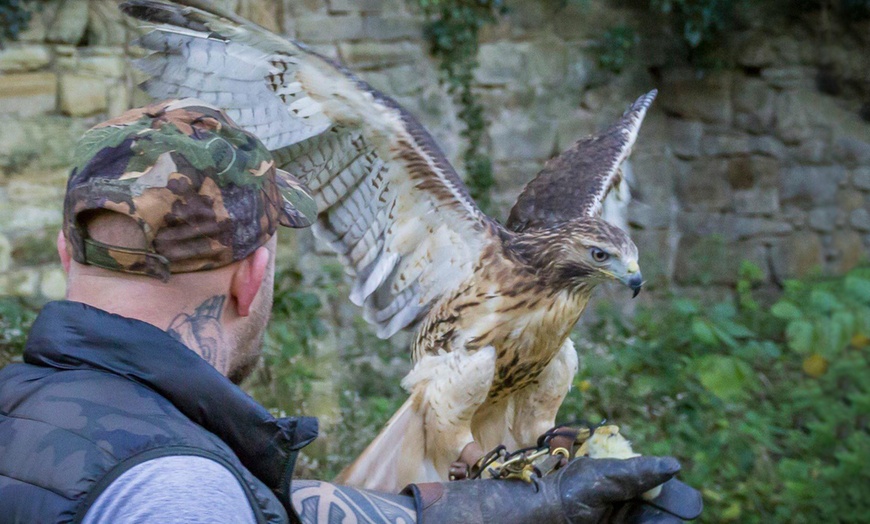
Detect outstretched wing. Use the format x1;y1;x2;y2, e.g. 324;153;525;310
123;0;500;338
506;90;656;232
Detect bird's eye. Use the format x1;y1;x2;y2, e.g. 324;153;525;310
590;248;610;263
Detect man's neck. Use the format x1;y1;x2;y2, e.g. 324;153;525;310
165;294;231;374
66;275;234;375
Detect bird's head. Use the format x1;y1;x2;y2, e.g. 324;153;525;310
516;218;643;297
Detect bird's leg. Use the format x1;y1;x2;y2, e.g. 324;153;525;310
508;338;579;448
449;441;485;480
406;346;496;481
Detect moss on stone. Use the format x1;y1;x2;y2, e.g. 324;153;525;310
12;232;57;266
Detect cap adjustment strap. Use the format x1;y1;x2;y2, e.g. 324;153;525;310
83;238;172;282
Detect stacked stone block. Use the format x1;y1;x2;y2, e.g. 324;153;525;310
0;0;868;307
0;0;136;301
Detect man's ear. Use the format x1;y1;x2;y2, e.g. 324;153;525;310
57;230;71;273
230;246;270;317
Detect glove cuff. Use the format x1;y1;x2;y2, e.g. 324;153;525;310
400;483;449;523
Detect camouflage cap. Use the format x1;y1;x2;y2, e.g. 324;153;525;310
63;98;317;281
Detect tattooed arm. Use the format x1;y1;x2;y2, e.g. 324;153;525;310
291;480;417;524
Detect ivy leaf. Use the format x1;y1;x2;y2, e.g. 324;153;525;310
691;319;719;346
629;375;659;397
857;306;870;335
844;276;870;304
786;320;814;354
832;311;855;341
710;301;737;320
695;355;755;401
718;319;755;339
771;301;802;320
668;298;695;315
721;502;743;521
758;340;782;360
815;317;844;358
809;290;840;313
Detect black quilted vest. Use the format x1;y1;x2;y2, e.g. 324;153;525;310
0;301;318;524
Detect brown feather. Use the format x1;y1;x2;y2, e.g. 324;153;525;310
506;90;656;232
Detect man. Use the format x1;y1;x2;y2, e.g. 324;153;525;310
0;100;700;523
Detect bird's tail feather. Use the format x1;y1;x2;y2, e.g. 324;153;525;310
334;395;432;493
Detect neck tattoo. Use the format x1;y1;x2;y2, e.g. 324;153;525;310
167;295;228;372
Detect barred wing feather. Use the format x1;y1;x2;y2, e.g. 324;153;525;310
123;0;498;340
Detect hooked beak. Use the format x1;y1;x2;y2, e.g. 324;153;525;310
628;273;643;298
621;260;643;298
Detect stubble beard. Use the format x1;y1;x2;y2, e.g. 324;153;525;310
226;268;274;384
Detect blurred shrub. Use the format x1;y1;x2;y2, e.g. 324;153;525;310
255;260;869;517
245;266;327;413
0;297;37;366
0;0;32;45
559;263;870;522
597;25;638;74
323;317;407;478
588;0;870;69
4;261;867;515
245;265;407;479
650;0;744;50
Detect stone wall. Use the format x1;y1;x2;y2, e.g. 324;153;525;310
1;0;868;307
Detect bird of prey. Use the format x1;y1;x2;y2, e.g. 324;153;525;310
122;0;653;493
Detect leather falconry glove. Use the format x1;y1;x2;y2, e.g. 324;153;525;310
403;456;702;523
609;477;703;523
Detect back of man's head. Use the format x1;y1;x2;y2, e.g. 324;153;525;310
58;98;315;380
62;98;315;282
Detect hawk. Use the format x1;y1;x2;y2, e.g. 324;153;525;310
122;0;654;492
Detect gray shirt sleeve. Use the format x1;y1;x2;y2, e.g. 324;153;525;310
82;455;258;524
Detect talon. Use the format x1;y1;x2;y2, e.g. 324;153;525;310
449;461;469;481
450;441;485;480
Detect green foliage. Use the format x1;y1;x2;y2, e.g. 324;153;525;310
590;0;870;70
245;266;328;415
11;234;58;266
251;260;869;508
416;0;504;212
792;0;870;20
839;0;870;19
651;0;743;50
324;318;407;478
245;264;407;480
597;25;637;74
585;0;745;70
559;264;870;522
0;297;37;367
4;258;864;517
0;0;32;45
